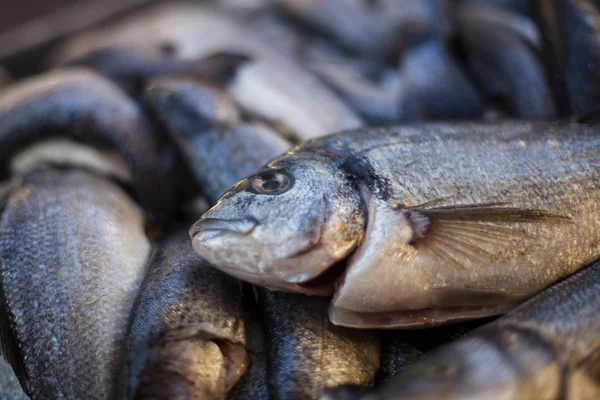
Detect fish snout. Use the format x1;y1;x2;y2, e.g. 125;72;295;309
189;217;258;240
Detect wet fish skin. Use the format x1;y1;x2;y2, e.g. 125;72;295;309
123;231;247;400
192;121;600;328
455;2;557;118
257;289;380;399
375;332;424;385
0;68;176;221
145;77;290;204
366;260;600;400
226;285;269;400
53;3;363;141
0;169;151;399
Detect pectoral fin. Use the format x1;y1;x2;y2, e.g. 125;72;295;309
405;202;572;270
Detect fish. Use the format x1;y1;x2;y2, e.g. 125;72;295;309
191;121;600;328
375;332;424;385
455;2;557;118
0;168;151;399
145;77;290;204
147;75;381;396
52;3;363;141
226;285;269;400
64;49;250;93
362;259;600;399
256;289;381;398
0;68;176;222
544;0;600;121
395;39;483;121
531;0;572;116
0;358;28;400
122;230;247;400
280;0;450;56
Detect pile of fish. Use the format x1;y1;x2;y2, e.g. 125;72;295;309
0;0;599;399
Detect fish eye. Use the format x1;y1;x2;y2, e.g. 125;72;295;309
249;171;294;195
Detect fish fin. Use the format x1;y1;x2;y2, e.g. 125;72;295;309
0;268;30;395
404;202;572;269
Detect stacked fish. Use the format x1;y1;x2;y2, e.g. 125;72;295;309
0;0;599;399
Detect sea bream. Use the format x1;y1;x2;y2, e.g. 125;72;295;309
191;121;600;329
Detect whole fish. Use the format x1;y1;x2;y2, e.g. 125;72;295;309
0;169;151;399
0;68;175;221
455;2;557;118
147;77;382;397
191;121;600;328
280;0;449;56
122;231;247;400
363;260;600;399
145;77;290;204
53;3;363;141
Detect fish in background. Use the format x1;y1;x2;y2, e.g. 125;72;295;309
279;0;450;56
1;169;151;399
191;121;600;329
0;68;176;222
454;1;557;118
535;0;600;121
52;3;363;142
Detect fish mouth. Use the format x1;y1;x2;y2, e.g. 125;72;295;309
189;217;258;240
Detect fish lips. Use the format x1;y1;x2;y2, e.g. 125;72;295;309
189;217;258;240
190;217;336;295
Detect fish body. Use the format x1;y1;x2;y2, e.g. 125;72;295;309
54;3;363;141
0;68;175;221
122;231;247;400
367;259;600;399
0;169;150;399
192;121;600;328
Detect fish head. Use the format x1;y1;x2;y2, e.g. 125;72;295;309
190;160;365;292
